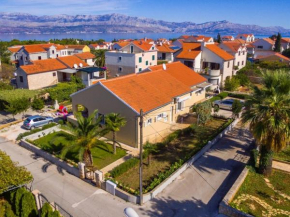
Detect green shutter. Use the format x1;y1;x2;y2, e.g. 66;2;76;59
152;55;155;60
139;57;142;63
146;61;148;65
139;68;142;72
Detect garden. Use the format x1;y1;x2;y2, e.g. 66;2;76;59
107;117;233;195
230;167;290;217
29;130;127;169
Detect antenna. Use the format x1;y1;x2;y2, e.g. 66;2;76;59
162;63;166;70
74;64;78;69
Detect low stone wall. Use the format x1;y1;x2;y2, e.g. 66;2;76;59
20;126;79;177
219;167;253;217
105;118;240;204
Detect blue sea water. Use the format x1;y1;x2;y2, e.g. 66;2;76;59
0;32;276;42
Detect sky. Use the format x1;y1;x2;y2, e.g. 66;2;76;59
0;0;290;29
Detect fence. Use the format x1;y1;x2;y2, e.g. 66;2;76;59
55;202;73;217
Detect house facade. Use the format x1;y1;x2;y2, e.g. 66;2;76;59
252;38;275;51
236;34;255;42
105;41;157;77
221;36;234;42
156;43;180;62
69;62;210;148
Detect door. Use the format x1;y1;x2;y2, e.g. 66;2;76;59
162;53;166;60
38;117;47;126
63;73;67;81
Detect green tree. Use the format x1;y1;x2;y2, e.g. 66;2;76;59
104;113;127;154
196;100;212;125
13;188;26;216
18;98;31;118
0;151;32;194
274;32;281;52
4;100;22;120
143;142;157;165
20;192;37;217
31;97;44;111
40;203;53;217
217;33;221;43
242;70;290;176
224;76;240;91
232;100;242;118
236;72;250;86
213;104;220;115
60;110;105;167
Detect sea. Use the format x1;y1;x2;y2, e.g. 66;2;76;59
0;32;277;42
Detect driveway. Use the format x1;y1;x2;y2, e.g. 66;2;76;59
0;121;253;217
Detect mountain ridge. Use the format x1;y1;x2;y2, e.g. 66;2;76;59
0;12;289;35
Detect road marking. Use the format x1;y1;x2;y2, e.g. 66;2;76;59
72;189;107;208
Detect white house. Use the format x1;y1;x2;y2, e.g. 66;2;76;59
156;43;180;63
281;38;290;51
236;34;255;42
252;38;276;51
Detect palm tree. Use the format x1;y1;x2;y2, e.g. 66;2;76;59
104;113;127;154
242;70;290;176
92;49;107;67
61;110;105;167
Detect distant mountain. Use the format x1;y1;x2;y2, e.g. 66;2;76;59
0;12;289;35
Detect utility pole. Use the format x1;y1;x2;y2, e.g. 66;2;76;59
139;109;143;205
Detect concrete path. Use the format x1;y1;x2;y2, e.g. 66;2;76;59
138;122;253;217
273;160;290;173
0;121;253;217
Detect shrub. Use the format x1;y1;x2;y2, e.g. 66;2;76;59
0;81;13;90
218;92;228;99
110;157;139;178
40;203;53;217
232;100;243;118
236;72;250;86
210;96;222;103
228;93;250;99
20;192;38;217
14;188;26;216
196;100;212;125
224;76;240;91
31;97;44;111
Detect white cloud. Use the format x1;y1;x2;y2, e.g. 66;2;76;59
0;0;135;15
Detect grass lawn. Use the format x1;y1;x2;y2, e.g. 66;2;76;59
31;131;127;169
114;118;228;191
273;146;290;163
230;167;290;217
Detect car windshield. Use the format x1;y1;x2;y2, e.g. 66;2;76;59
24;118;31;123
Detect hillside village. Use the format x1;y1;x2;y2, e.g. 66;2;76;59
0;32;290;217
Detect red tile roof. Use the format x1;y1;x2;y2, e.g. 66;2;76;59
156;44;178;53
262;38;275;45
24;45;47;53
281;38;290;43
66;45;87;49
74;52;95;60
8;46;21;53
258;52;290;61
221;42;245;52
20;59;67;74
205;44;235;61
131;41;154;51
57;56;89;68
176;43;201;59
100;62;207;113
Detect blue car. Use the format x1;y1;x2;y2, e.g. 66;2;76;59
23;115;54;130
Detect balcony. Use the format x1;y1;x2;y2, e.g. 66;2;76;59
208;69;221;77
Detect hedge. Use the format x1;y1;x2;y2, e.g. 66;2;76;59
110;157;139;178
228;93;250;99
218;92;228;99
40;203;53;217
14;188;26;216
16;122;57;141
20;192;37;217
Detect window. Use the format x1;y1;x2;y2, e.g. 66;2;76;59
237;62;240;66
257;46;263;49
146;61;148;66
130;46;134;53
152;46;154;50
184;61;193;68
97;113;105;125
227;61;230;68
21;56;23;60
139;68;142;72
25;56;28;61
139;57;142;63
243;51;245;55
19;76;23;83
157;113;163;120
152;55;155;60
238;51;241;56
56;54;59;57
38;56;41;60
177;101;185;111
118;56;122;61
53;72;56;77
119;67;123;72
52;50;55;54
242;61;244;65
146;118;152;126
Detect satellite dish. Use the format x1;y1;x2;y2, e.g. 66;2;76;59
79;63;83;67
73;64;78;69
162;63;167;70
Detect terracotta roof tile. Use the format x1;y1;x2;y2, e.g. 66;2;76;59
24;45;47;53
156;44;179;53
100;62;207;113
115;42;130;48
221;42;245;52
131;41;154;51
20;59;67;74
262;38;275;45
258;52;290;61
74;52;95;60
205;44;234;61
66;45;87;49
176;43;201;59
281;38;290;43
8;47;21;53
57;56;88;68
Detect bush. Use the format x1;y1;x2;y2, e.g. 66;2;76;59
236;72;250;86
0;81;13;90
14;188;26;216
1;200;16;217
40;203;53;217
224;76;240;91
31;97;44;111
228;93;250;99
20;192;38;217
16;122;57;141
196;100;212;125
110;157;139;178
218;92;228;99
210;95;222;102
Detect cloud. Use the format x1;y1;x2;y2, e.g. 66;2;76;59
0;0;135;15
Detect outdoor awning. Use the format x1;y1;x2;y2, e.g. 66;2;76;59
197;82;212;89
58;68;77;74
78;67;106;73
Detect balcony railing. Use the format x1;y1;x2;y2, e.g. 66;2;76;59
208;69;221;77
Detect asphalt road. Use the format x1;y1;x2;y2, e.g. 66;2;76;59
0;121;252;217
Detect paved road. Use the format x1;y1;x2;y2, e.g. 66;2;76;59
0;122;252;217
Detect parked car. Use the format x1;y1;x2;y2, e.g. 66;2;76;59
23;115;54;130
213;99;243;110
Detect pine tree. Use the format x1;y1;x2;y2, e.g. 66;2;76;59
274;32;281;52
217;33;221;43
